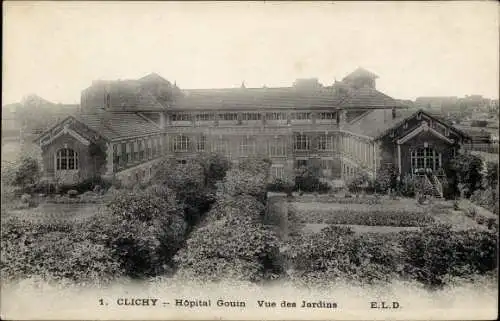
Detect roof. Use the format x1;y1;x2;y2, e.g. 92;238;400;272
344;108;471;139
342;67;379;81
343;108;417;138
171;85;404;111
107;80;166;111
337;87;404;109
173;87;345;110
74;112;162;140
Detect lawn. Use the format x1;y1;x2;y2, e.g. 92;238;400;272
288;196;493;234
2;201;106;224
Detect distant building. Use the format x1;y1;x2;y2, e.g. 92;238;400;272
35;68;470;190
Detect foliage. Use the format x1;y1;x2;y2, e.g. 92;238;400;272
346;171;371;194
174;216;281;282
374;164;399;194
12;156;40;193
194;153;231;189
267;178;294;196
398;174;416;197
400;225;497;287
283;224;497;288
222;168;268;200
292;206;433;227
0;217;122;284
88;140;108;175
447;152;484;198
283;226;400;284
238;156;272;176
53;176;112;195
470;186;499;215
294;165;331;194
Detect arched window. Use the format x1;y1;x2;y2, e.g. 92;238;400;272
411;147;441;172
56;148;78;170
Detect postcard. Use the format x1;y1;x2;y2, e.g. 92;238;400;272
1;1;498;320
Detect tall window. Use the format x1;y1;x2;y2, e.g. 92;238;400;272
294;134;310;151
240;136;255;156
219;113;238;121
173;135;190;152
139;140;145;160
271;166;285;179
195;113;214;121
242;113;261;121
197;135;206;151
319;112;335;120
411;147;441;172
294;112;311;120
56;148;78;170
212;138;228;155
268;138;287;157
266;112;286;121
317;135;334;151
113;144;120;169
172;113;191;121
121;142;127;165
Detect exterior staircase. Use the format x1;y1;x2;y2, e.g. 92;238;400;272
430;174;444;199
414;172;444;199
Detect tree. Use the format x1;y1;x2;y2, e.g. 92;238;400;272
447;152;484;198
294;164;330;193
195;153;231;188
12;156;40;192
374;164;399;194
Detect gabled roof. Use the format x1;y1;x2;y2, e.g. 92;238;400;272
344;108;471;140
35;111;163;144
74;112;162;140
342;67;379;81
337;87;404;109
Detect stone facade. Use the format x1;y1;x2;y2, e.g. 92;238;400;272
35;68;470;187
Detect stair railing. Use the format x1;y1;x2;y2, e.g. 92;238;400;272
432;175;444;198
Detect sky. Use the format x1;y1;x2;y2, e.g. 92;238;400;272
2;1;499;105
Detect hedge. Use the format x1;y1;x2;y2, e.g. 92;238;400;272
283;224;497;287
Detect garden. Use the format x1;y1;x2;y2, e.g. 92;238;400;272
0;150;497;304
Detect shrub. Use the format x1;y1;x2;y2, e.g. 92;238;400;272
222;168;268;200
267;178;294;196
174;216;281;282
12;156;40;193
400;225;497;287
283;226;400;284
103;191;187;277
58;176;112;195
399;175;416;197
0;217;122;284
346;171;371;194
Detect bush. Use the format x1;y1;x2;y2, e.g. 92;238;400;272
174;216;281;282
399;175;416;197
283;226;400;284
12;156;40;193
346;171;371;194
58;176;112;195
267;178;294;196
0;217;122;284
400;225;497;287
222;168;269;201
